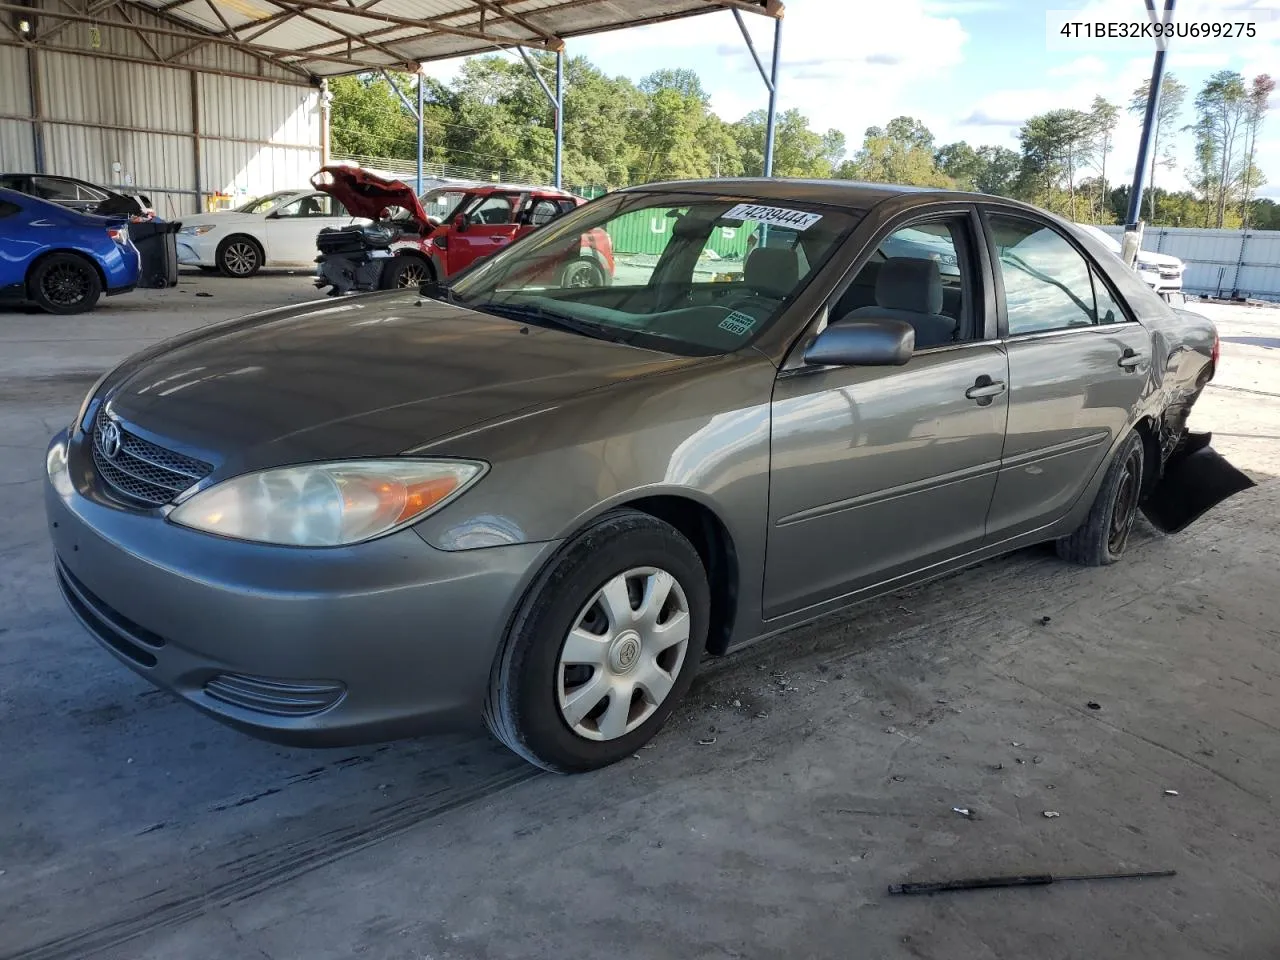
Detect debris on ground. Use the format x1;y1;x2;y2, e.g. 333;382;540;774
1164;789;1180;796
697;737;717;746
1039;615;1052;625
1087;701;1102;710
754;712;769;719
952;807;975;818
195;292;213;298
989;762;1004;771
731;699;741;708
888;868;1175;896
1043;811;1061;818
1011;741;1024;747
892;775;905;782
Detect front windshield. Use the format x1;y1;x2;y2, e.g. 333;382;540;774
236;192;296;214
448;192;861;356
420;188;469;222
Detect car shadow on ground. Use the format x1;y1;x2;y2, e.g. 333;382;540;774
1223;336;1280;349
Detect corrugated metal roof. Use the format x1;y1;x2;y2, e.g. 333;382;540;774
124;0;782;77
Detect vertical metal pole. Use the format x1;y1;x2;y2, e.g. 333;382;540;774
554;50;564;189
762;16;781;178
1124;0;1173;268
190;71;202;215
26;44;45;173
416;71;424;195
319;79;331;167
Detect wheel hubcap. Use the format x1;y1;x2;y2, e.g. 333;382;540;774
1109;453;1141;554
398;263;426;287
556;566;690;742
43;263;89;305
225;243;257;275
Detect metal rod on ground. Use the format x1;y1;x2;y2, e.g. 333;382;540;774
416;68;424;196
888;869;1177;896
1124;0;1175;268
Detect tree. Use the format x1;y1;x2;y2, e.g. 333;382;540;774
1193;70;1249;227
1129;72;1187;223
1088;96;1119;221
1240;74;1275;228
1018;109;1094;217
731;109;833;178
844;117;952;186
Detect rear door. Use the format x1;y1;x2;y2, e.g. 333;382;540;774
981;209;1150;541
264;193;349;263
763;207;1010;619
447;192;523;274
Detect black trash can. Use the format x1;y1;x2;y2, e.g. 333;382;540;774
131;219;181;289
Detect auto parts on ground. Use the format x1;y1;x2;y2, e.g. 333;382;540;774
1141;433;1256;534
888;869;1176;896
315;223;401;295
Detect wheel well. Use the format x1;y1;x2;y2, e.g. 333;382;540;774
1132;416;1161;498
26;249;105;296
623;495;738;655
395;248;435;274
218;233;263;258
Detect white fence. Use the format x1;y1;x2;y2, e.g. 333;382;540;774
1096;225;1280;302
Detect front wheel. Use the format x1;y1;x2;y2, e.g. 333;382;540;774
484;510;710;772
379;254;433;290
559;257;607;289
29;253;103;314
1056;430;1145;566
217;236;262;278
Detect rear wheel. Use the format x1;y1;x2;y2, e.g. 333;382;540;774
484;509;710;772
559;258;607;289
216;235;262;278
1056;431;1145;566
29;253;102;314
380;254;433;290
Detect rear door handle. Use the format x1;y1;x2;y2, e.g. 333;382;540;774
1118;349;1145;369
965;375;1007;402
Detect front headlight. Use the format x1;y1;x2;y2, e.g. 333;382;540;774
74;370;113;434
46;439;73;498
1136;260;1158;272
168;459;487;547
180;224;217;237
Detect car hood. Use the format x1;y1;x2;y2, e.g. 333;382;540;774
100;292;688;474
1136;250;1183;267
311;165;430;227
178;211;257;229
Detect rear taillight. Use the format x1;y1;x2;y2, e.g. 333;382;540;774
107;226;129;245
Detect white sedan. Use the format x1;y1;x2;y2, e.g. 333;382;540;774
176;190;362;277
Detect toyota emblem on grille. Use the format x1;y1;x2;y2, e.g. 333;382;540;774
100;419;122;459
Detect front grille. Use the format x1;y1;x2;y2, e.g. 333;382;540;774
204;674;346;717
93;409;213;506
1159;267;1181;279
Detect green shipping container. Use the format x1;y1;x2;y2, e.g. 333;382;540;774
604;210;755;259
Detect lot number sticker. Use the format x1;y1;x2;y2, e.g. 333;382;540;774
723;203;823;232
718;310;757;336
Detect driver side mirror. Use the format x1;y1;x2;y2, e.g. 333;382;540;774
803;316;915;367
453;213;469;233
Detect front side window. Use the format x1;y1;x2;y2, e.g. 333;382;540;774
466;194;518;225
276;194;333;218
988;214;1101;335
449;192;860;356
237;192;296;214
421;188;467;222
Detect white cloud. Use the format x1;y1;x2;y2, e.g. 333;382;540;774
1049;55;1108;77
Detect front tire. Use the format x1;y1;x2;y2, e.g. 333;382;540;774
216;235;263;278
29;253;102;314
559;257;607;289
484;509;710;773
379;254;433;290
1056;430;1145;566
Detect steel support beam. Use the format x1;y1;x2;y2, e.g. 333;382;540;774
26;38;44;172
1123;0;1175;268
416;69;424;194
733;7;781;177
518;45;563;187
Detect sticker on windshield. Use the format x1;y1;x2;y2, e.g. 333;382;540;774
718;311;757;336
723;203;823;232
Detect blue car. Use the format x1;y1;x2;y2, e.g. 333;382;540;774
0;187;140;314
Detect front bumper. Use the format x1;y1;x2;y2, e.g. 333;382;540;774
176;235;217;267
45;431;558;746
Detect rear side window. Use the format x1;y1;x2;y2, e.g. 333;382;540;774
31;176;80;202
988;214;1102;335
1091;269;1129;325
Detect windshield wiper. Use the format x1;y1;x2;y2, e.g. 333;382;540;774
478;301;635;344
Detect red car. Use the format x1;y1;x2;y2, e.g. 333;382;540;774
311;166;613;295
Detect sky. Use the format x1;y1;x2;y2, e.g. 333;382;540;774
426;0;1280;198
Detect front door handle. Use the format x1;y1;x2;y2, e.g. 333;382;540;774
965;375;1007;404
1118;348;1145;369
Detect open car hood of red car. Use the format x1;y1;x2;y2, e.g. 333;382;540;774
310;165;431;225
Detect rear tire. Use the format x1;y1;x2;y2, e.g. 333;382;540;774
216;235;263;278
1056;430;1145;566
28;253;102;314
379;254;433;290
484;509;710;773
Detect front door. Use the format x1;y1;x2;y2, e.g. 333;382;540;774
763;212;1009;619
981;211;1150;540
264;193;352;264
446;192;523;275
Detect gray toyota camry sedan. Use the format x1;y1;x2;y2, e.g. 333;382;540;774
46;179;1245;772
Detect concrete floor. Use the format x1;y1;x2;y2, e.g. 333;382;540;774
1;273;1278;960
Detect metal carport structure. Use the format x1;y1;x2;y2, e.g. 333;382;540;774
1;0;784;212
